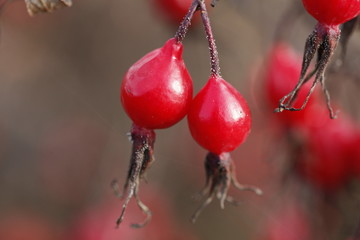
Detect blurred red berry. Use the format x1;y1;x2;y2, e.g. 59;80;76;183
151;0;193;25
68;190;197;240
256;202;311;240
297;109;357;191
150;0;210;25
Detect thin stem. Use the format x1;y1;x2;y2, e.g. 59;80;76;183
174;0;199;43
198;0;221;76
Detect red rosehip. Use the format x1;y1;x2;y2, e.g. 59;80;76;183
187;75;251;155
302;0;360;26
187;75;260;222
277;1;359;117
118;37;193;227
121;38;193;130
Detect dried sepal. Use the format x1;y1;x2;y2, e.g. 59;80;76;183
25;0;72;16
275;23;340;119
112;124;156;228
191;152;262;223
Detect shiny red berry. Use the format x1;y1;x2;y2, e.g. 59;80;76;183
302;0;360;26
121;38;193;129
187;75;251;155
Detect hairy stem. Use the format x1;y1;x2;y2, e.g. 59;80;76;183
113;124;155;228
174;0;199;43
198;0;221;76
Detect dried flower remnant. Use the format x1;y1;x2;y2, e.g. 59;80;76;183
25;0;72;16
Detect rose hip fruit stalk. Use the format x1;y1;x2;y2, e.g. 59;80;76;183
275;0;360;118
187;0;261;222
25;0;72;16
116;3;199;228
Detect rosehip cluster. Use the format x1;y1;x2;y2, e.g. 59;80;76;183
263;42;360;239
275;0;360;119
115;0;261;228
265;43;360;193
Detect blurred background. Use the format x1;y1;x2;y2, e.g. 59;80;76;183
0;0;359;239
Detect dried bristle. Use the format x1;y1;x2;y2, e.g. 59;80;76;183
25;0;72;16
